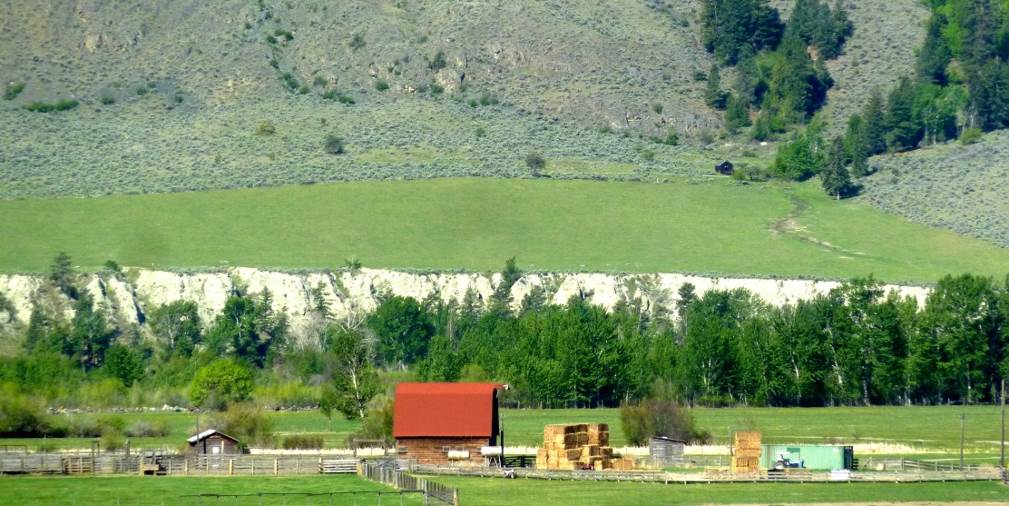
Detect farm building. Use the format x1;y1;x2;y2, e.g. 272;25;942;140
393;382;503;465
762;444;855;471
649;436;685;466
187;429;240;456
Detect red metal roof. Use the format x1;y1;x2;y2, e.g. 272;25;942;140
393;382;502;438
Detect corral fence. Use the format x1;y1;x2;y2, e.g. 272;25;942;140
179;491;423;505
409;463;1002;484
359;461;459;506
0;453;359;476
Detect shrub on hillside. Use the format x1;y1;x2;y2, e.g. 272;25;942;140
4;82;25;100
24;99;79;113
525;152;546;176
255;121;276;136
960;127;982;145
375;79;390;92
282;434;324;450
324;135;345;155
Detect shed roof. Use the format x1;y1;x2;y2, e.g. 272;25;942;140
393;382;502;438
187;429;239;444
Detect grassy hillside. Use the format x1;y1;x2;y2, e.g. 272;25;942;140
862;131;1009;249
1;177;1007;282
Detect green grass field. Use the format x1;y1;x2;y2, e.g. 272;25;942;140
3;474;1005;505
6;406;1007;457
2;178;1008;282
432;477;1009;505
0;475;418;506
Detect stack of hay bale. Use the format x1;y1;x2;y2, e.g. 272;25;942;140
536;423;632;470
731;431;761;473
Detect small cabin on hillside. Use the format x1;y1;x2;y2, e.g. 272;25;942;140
393;382;503;465
187;429;240;456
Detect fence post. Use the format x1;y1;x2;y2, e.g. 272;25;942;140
228;459;233;476
274;458;279;476
453;489;459;506
184;458;189;476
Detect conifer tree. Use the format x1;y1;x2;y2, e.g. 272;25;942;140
862;89;887;155
705;65;728;110
821;137;853;199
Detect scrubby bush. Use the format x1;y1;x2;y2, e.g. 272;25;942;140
960;127;983;145
479;93;498;106
324;135;345;155
374;79;390;92
255;121;276;136
24;99;79;113
100;431;126;452
349;33;366;50
620;397;706;446
346;396;393;447
428;50;447;71
4;82;25;100
281;434;324;449
125;419;170;438
525;152;546;175
100;95;115;105
0;394;58;437
208;403;275;449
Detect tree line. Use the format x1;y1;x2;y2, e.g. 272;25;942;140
4;256;1009;419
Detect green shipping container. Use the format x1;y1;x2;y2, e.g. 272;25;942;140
760;444;854;471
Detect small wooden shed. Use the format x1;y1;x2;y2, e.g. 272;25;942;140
649;436;685;466
187;429;240;456
393;382;503;465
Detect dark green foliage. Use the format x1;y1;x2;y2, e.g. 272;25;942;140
0;394;58;437
700;0;784;64
3;82;25;100
273;29;294;42
366;295;435;367
821;137;855;199
705;65;727;110
69;293;115;371
103;344;143;387
349;33;365;50
650;131;679;146
842;115;869;177
322;89;354;105
724;94;751;131
280;72;300;93
884;77;923;152
428;50;447;71
99;96;116;105
770;129;824;180
190;359;255;408
960;127;983;145
620;395;703;446
374;79;390;92
148;300;202;358
347;397;393;446
324;134;345;155
862;89;887;155
49;252;78;299
208;402;274;448
917;13;951;85
204;294;287;367
786;0;853;60
525;152;546;175
23;99;78;113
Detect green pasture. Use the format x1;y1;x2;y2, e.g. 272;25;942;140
5;405;1008;456
0;475;418;506
2;178;1008;282
431;477;1009;505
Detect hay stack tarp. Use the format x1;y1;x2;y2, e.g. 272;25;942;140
731;431;761;473
536;423;631;471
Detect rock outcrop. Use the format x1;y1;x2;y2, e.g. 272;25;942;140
0;268;930;346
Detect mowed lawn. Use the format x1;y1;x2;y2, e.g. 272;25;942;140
2;178;1009;282
5;406;1007;455
0;475;418;506
433;477;1009;505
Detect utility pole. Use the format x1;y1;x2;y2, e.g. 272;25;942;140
960;413;965;470
1001;379;1006;481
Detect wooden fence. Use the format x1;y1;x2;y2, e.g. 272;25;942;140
359;461;459;506
409;463;1002;484
0;453;358;476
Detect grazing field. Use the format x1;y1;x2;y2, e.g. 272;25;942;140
6;406;1006;456
0;475;418;506
2;178;1008;282
431;477;1009;505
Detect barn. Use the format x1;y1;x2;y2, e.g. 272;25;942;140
393;382;503;465
187;429;240;456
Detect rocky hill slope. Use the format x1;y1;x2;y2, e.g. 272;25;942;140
0;267;929;346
